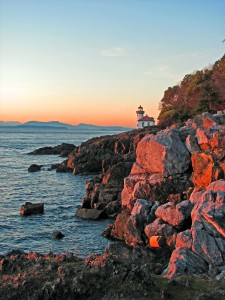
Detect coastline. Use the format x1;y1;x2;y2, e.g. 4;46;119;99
2;111;225;298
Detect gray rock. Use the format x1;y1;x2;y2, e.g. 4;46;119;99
163;247;208;278
155;200;193;228
185;134;201;154
175;230;192;249
75;208;107;220
131;199;152;218
215;270;225;281
191;224;224;266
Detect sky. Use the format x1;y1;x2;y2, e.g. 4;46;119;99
0;0;224;127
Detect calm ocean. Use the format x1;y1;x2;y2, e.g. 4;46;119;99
0;127;120;257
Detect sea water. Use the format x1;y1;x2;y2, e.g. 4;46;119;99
0;127;121;257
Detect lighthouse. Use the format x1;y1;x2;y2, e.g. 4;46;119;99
136;105;145;122
136;105;155;128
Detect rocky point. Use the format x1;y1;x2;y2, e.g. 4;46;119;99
18;111;225;299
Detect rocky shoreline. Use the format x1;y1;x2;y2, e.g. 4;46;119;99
1;245;225;300
5;111;225;299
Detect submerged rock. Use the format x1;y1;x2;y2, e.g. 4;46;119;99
52;231;65;239
28;164;42;172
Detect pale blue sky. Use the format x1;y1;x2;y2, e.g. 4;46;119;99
0;0;224;125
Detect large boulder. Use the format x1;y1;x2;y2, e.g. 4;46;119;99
109;200;156;247
136;129;191;176
123;214;145;246
191;152;223;189
155;200;193;229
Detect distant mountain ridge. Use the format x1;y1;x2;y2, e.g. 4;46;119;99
0;120;133;131
0;121;22;126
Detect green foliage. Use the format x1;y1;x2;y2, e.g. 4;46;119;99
158;55;225;128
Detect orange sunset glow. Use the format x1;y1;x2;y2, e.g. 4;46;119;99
0;1;224;127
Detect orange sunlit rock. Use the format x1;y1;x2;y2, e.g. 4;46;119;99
191;152;214;188
149;236;165;248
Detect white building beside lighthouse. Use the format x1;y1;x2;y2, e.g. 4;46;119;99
136;105;155;129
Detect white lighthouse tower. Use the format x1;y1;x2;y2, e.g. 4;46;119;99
136;105;145;125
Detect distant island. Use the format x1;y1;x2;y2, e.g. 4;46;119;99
0;121;133;131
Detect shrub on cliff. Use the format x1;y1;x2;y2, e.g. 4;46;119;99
158;55;225;128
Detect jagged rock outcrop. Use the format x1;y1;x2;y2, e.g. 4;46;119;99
121;129;194;212
163;247;208;278
65;127;160;218
29;143;76;157
108;112;225;278
164;180;225;278
25;111;225;280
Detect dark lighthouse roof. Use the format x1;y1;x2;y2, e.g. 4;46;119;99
138;115;155;122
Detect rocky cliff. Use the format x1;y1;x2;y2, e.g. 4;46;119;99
27;111;225;281
105;111;225;278
61;126;160;218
